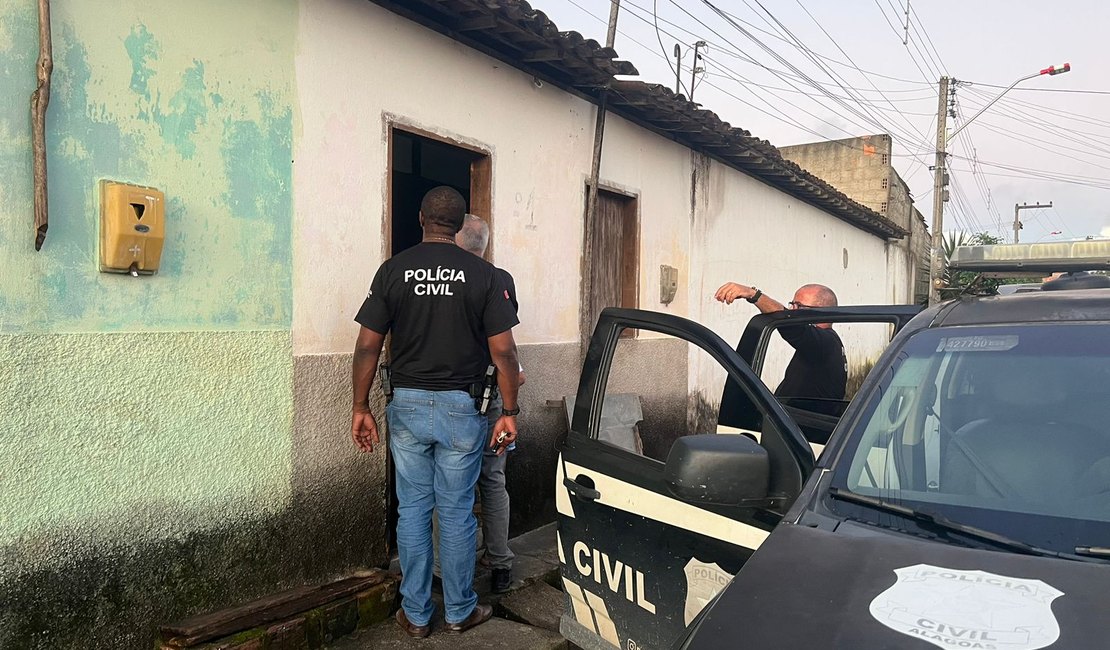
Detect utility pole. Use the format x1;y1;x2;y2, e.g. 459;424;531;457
928;76;951;307
902;0;910;45
605;0;620;48
689;41;706;100
580;1;620;360
673;44;683;94
1013;202;1053;243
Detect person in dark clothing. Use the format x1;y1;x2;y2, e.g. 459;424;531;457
351;187;521;638
455;214;521;594
714;282;847;402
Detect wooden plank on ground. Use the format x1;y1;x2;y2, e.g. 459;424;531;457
160;571;388;648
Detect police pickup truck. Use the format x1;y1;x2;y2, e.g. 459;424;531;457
556;241;1110;650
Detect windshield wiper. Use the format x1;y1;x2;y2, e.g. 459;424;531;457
828;488;1101;563
1075;546;1110;559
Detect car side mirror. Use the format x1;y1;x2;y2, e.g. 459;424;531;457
664;434;770;506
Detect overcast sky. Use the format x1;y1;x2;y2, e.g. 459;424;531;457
537;0;1110;243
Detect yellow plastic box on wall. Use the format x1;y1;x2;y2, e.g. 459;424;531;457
99;180;165;276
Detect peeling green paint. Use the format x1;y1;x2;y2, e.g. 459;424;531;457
124;24;158;98
0;1;295;334
154;59;208;158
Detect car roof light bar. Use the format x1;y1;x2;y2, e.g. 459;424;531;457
948;239;1110;273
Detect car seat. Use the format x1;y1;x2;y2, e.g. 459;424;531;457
940;357;1107;506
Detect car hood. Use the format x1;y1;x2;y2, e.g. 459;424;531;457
682;521;1110;649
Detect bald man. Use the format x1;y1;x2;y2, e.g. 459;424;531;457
715;282;848;402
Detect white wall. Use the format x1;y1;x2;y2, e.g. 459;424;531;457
293;0;910;368
294;0;593;354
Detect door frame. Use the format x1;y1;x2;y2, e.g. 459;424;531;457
382;117;494;260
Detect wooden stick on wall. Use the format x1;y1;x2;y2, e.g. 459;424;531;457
31;0;53;251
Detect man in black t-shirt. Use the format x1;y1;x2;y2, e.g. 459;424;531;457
351;187;521;637
714;282;847;402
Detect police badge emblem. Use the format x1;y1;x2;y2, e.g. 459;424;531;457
869;564;1064;650
683;558;734;626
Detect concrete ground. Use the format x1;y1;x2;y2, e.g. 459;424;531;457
329;524;569;650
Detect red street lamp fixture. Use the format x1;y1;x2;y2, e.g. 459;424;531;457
1040;63;1071;76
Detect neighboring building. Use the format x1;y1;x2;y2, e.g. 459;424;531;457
1;1;916;647
779;134;932;303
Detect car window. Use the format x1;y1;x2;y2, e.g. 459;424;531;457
758;321;895;447
834;323;1110;550
595;329;769;462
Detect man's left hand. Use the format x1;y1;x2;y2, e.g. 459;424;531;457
490;415;517;456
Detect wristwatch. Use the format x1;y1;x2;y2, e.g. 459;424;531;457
746;288;763;304
502;406;521;416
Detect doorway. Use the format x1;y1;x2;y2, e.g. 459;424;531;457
582;186;639;342
385;126;492;554
389;127;492;257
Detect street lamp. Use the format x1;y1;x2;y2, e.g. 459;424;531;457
928;63;1072;306
948;63;1071;143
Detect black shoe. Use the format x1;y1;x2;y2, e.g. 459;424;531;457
491;567;512;594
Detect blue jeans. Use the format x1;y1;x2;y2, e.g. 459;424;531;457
388;388;485;626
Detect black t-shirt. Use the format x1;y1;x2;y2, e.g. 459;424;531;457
774;325;848;401
355;242;519;391
497;268;519;313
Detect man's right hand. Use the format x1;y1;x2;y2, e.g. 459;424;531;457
715;282;755;305
351;408;380;453
490;415;517;456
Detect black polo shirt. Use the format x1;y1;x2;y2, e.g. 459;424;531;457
355;242;519;391
774;324;848;400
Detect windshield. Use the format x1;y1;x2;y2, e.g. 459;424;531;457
830;323;1110;554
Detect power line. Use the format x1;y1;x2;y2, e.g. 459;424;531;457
973;121;1110;170
624;0;932;93
568;0;929;163
652;0;688;95
873;0;933;83
698;0;929;152
947;156;1110;185
960;86;1110;156
947;167;1110;191
742;0;928;151
706;3;936;86
790;0;935;155
568;0;939;201
700;73;936;103
909;4;948;73
1049;205;1075;238
992;94;1110;130
967;83;1110;96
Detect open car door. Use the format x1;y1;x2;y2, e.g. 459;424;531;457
719;305;922;453
556;308;811;650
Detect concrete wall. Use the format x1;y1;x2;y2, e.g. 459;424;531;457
1;1;384;647
779;134;894;221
